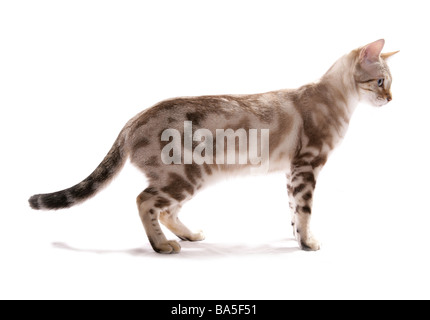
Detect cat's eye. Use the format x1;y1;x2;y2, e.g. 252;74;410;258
377;79;384;87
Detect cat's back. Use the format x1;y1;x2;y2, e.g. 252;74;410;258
128;89;298;134
124;90;301;174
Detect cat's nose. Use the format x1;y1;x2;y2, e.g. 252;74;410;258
386;94;392;102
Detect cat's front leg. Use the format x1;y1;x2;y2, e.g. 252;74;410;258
286;173;297;237
288;164;321;251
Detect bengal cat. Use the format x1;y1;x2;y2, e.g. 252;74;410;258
29;39;398;253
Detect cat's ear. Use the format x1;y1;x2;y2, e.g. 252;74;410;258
359;39;385;65
381;51;400;60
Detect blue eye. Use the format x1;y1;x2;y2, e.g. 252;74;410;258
377;79;384;87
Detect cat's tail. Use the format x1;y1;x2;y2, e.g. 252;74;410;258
28;129;129;210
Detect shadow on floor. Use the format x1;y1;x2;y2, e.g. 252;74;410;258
52;238;300;258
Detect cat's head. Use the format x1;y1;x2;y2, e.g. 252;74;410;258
354;39;399;107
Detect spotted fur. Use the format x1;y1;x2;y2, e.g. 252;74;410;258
29;39;397;253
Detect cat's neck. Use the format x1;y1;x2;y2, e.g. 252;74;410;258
320;52;360;119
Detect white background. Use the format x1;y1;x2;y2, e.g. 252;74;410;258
1;0;429;300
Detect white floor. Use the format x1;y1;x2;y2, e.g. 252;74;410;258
2;161;430;300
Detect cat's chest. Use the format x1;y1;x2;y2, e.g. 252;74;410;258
301;103;353;153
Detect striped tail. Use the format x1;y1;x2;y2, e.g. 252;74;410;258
29;132;128;210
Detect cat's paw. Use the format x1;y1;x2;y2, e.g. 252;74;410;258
152;240;181;254
178;230;205;242
188;230;205;242
299;237;321;251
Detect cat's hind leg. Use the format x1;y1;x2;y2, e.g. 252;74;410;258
136;188;181;254
159;205;205;241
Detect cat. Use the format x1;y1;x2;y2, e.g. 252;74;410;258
29;39;398;254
